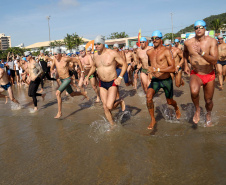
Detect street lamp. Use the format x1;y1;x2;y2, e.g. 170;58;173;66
46;16;51;52
170;13;174;42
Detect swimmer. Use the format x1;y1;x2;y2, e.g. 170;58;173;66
84;35;127;126
216;34;226;90
25;51;46;112
132;44;140;90
184;20;218;126
137;37;153;93
146;30;181;130
174;39;184;50
124;46;133;85
164;39;185;87
51;48;88;119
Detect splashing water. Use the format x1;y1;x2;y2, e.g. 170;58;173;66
11;102;21;110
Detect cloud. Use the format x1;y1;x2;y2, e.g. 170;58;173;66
58;0;79;8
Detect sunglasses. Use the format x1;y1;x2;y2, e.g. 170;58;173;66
165;44;170;47
194;26;204;30
53;53;58;55
151;37;161;41
218;38;223;40
25;55;29;57
140;41;146;43
94;43;101;45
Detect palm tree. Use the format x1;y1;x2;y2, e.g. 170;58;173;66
64;33;84;51
211;19;223;33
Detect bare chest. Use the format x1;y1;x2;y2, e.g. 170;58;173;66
95;55;115;67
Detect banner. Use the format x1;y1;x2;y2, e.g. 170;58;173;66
85;40;94;52
137;29;141;47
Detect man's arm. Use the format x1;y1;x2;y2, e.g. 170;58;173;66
34;63;43;77
0;69;4;79
178;49;184;67
70;57;85;73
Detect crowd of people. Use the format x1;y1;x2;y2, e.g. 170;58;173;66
0;20;225;130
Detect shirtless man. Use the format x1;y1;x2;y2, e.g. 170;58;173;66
38;50;57;93
217;34;226;89
78;45;100;102
164;39;185;87
174;39;183;50
84;35;127;126
146;30;181;130
124;46;133;84
0;67;19;104
51;48;88;119
184;20;218;126
132;45;140;89
25;51;46;112
86;47;94;59
137;37;153;93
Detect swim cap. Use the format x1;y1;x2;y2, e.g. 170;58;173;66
152;30;162;38
113;43;119;48
94;35;105;45
67;53;72;56
16;56;20;60
194;20;206;28
124;46;129;50
133;45;138;49
40;50;44;54
79;45;85;51
53;48;62;54
164;39;171;45
140;37;147;42
24;51;32;56
218;34;223;39
87;47;92;51
105;44;108;48
22;57;27;61
174;39;179;43
148;43;154;46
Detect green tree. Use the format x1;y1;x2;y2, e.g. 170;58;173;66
64;33;83;50
210;19;223;33
162;33;177;41
107;32;129;39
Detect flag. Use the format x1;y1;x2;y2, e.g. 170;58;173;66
85;40;94;52
137;29;141;47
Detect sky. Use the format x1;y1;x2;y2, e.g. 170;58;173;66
1;0;225;47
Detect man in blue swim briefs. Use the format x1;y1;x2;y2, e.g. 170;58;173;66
137;37;153;93
124;46;133;84
51;48;88;119
184;20;218;126
146;30;181;130
84;35;127;127
217;34;226;90
0;67;19;104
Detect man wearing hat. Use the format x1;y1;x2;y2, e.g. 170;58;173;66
174;39;183;50
184;20;218;126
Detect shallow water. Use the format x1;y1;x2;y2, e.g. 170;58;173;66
0;77;226;185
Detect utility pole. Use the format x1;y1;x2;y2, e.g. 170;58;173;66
170;13;174;42
46;16;51;52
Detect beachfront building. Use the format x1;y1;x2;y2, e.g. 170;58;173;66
220;24;226;38
0;33;11;50
25;38;91;53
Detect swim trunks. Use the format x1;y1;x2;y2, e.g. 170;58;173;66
116;68;129;84
190;70;215;85
1;82;11;91
217;60;226;66
99;80;117;90
58;77;73;94
141;68;149;75
85;73;96;80
148;76;173;99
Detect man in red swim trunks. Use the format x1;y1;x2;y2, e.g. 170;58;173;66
184;20;218;126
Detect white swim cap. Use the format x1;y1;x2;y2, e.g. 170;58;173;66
164;39;171;45
133;45;138;49
24;51;32;57
87;47;92;51
53;48;62;54
218;34;223;39
113;43;119;48
94;35;105;45
40;50;44;54
79;45;85;51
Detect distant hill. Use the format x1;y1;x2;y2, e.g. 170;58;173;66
175;12;226;37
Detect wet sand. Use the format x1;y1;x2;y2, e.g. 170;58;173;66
0;76;226;185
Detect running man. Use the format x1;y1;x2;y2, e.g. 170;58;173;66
217;34;226;90
164;39;185;87
51;48;88;119
78;45;100;102
132;44;140;90
0;67;19;104
124;46;133;84
174;39;183;50
84;35;127;126
146;30;181;130
137;37;153;93
184;20;218;126
25;51;46;112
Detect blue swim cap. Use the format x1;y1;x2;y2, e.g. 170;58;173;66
67;53;72;56
152;30;162;38
148;43;153;46
22;57;27;61
140;37;147;42
174;39;179;43
194;20;206;28
105;44;108;48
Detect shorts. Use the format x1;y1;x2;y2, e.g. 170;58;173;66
141;68;148;75
190;70;215;85
217;60;226;66
1;82;11;91
86;73;95;80
148;76;173;99
16;70;19;76
99;79;117;90
58;77;73;94
10;69;15;77
69;70;78;79
116;68;129;84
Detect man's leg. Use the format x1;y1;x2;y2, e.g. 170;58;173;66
133;72;138;90
203;79;215;126
175;70;184;87
146;88;156;129
55;90;62;118
222;65;226;83
90;77;100;102
7;86;19;104
190;74;202;124
217;64;223;89
0;92;8;104
166;98;181;119
140;73;149;93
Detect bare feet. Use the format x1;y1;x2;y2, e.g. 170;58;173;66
42;93;46;101
38;89;44;93
5;96;8;104
121;100;126;111
82;91;89;100
193;107;200;124
175;106;181;119
34;107;38;112
219;86;223;90
12;98;19;104
95;96;100;103
181;79;185;86
54;112;62;119
205;112;213;127
147;118;156;130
